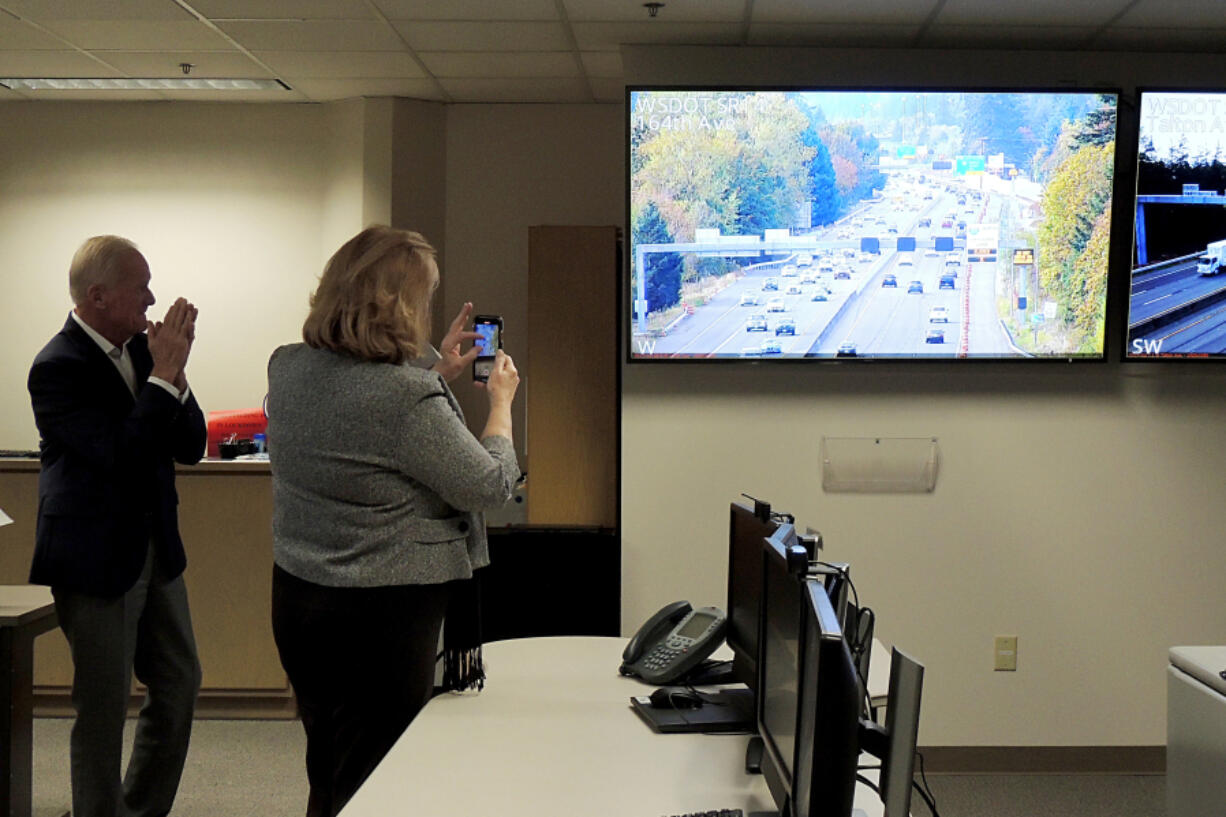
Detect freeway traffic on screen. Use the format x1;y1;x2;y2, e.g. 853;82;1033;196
1127;255;1226;356
633;170;1019;359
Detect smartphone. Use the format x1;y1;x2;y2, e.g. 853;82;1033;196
472;315;503;382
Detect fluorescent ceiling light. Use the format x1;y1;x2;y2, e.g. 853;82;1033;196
0;78;289;91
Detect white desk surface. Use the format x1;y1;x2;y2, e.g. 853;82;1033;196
0;585;56;628
340;636;883;817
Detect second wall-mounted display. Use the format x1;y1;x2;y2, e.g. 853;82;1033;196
1126;89;1226;360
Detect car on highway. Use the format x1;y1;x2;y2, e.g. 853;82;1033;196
781;264;799;277
926;327;945;344
797;253;813;267
941;218;953;228
887;226;899;234
917;218;932;228
745;314;768;332
759;339;783;355
811;290;829;302
786;283;803;295
836;341;857;357
740;346;760;357
775;318;796;336
762;277;779;291
834;269;851;280
801;271;817;284
898;253;914;267
882;273;897;288
739;292;763;306
766;297;786;312
929;306;949;323
907;280;923;294
939;274;956;290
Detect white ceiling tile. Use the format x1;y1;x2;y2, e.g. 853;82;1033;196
440;76;589;103
191;0;374;20
38;21;230;51
0;17;70;49
938;0;1123;26
580;50;622;77
419;52;579;78
291;76;444;101
747;23;920;47
921;24;1098;49
98;51;272;78
1093;26;1226;52
215;19;404;51
0;0;192;21
0;50;121;75
376;0;559;21
1115;0;1226;27
563;0;745;23
588;76;626;102
571;21;743;49
252;50;426;78
753;0;934;25
392;21;571;51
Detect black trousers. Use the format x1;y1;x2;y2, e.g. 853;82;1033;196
271;565;451;817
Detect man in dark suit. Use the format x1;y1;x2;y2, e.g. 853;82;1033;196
27;235;206;817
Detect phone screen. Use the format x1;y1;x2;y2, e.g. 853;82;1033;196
472;316;502;381
474;321;500;358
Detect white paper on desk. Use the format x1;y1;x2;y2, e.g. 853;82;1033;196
0;507;12;527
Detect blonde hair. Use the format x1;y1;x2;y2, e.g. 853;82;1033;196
303;226;437;364
68;235;141;305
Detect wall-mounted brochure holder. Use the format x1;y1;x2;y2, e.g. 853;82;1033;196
821;436;939;494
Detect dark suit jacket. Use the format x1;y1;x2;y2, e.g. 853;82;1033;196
27;315;206;596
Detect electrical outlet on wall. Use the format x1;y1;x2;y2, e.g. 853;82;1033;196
994;635;1018;671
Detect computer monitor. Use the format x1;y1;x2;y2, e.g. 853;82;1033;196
758;526;863;817
727;499;782;688
756;526;807;812
861;648;925;817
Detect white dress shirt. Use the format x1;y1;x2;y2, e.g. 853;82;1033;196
70;311;189;403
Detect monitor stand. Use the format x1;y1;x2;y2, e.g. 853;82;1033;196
629;686;755;734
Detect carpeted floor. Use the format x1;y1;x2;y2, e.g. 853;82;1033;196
31;718;1165;817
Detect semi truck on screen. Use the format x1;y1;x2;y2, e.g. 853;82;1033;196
1197;239;1226;276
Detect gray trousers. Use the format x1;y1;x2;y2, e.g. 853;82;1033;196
52;545;202;817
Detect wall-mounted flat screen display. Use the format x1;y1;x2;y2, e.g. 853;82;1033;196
1127;90;1226;359
626;88;1119;361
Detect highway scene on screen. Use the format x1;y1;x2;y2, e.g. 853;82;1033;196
1127;91;1226;358
1127;254;1226;357
629;90;1116;360
631;175;1009;359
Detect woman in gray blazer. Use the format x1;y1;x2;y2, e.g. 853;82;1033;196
266;225;521;817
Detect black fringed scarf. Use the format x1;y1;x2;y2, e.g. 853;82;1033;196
439;569;485;692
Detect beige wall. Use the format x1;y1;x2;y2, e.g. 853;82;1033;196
0;102;340;443
618;46;1226;748
442;104;624;464
2;64;1225;750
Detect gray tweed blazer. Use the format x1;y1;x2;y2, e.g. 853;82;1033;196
266;343;521;587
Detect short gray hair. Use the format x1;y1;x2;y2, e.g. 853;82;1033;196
68;235;141;305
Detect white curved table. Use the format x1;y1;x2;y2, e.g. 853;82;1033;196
340;636;883;817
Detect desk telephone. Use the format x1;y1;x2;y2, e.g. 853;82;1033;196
620;601;726;685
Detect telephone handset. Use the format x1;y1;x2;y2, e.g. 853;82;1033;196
620;600;727;685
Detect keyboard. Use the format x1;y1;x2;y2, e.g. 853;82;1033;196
663;811;743;817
